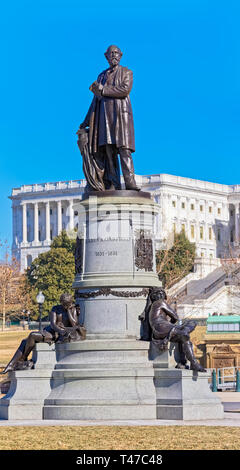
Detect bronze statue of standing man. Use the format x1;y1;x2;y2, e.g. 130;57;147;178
77;45;139;192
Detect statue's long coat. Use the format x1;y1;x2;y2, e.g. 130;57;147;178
83;65;135;153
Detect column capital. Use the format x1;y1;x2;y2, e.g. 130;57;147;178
68;199;74;231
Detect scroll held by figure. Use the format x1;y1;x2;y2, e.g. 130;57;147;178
140;288;206;372
1;293;86;374
77;45;139;192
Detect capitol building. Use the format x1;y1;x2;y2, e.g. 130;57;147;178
10;173;240;272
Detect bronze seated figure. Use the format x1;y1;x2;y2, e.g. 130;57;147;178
140;288;206;372
1;293;86;374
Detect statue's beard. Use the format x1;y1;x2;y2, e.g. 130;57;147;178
108;58;120;67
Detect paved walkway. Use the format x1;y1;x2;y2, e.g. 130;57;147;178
216;392;240;412
0;413;240;427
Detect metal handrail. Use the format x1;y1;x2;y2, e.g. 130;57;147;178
204;266;240;295
209;366;240;391
204;274;226;294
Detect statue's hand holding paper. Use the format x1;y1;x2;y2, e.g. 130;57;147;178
89;81;103;98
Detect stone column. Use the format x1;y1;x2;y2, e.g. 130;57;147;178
176;195;181;233
45;201;51;242
57;200;62;235
22;202;27;243
12;206;17;247
68;199;74;231
185;196;190;238
235;203;239;243
34;202;39;243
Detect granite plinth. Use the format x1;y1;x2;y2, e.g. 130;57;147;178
0;340;224;421
43;338;157;420
73;192;161;337
151;344;224;420
155;369;224;420
0;343;56;419
76;288;148;337
0;339;157;420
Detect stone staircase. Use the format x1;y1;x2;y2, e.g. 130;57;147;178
166;264;240;319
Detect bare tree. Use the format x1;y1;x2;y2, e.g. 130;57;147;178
220;243;240;313
0;240;31;329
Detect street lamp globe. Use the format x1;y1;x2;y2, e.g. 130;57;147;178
36;291;45;332
36;291;45;305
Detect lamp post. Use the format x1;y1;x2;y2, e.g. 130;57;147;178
36;291;45;332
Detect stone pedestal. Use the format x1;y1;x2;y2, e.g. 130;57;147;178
151;344;224;420
0;339;157;420
0;343;56;419
154;368;224;420
43;337;157;420
73;191;161;337
0;340;224;421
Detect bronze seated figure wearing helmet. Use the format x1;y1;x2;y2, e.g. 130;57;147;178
140;288;206;372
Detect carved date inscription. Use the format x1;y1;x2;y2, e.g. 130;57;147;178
95;251;118;257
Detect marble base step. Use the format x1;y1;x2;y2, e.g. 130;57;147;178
0;340;224;421
155;368;224;420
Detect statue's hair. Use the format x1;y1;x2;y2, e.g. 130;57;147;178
104;45;123;57
149;288;167;302
60;293;73;304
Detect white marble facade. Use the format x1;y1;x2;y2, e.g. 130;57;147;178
10;174;240;272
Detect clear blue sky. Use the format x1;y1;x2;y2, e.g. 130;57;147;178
1;0;240;251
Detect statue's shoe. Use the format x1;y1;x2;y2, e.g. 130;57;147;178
190;362;207;372
1;364;14;374
125;185;141;191
175;363;189;370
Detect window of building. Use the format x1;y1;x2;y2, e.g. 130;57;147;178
219;323;240;332
200;226;204;239
191;203;194;210
209;227;212;240
230;230;234;243
217;228;221;241
74;211;78;216
201;252;204;257
200;205;203;212
38;210;41;216
209;206;212;213
181;224;185;232
50;229;53;240
172;200;176;208
173;223;176;232
191;225;195;238
62;208;64;214
230;209;234;217
217;208;221;215
50;209;53;215
181;202;185;209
